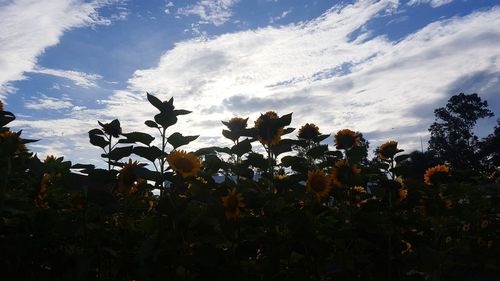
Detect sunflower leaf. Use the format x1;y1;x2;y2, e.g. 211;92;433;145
174;109;191;116
0;111;16;127
145;120;158;128
107;146;133;161
313;134;330;143
154;112;177;129
122;132;155;146
167;132;198;149
245;153;268;170
395;154;410;163
89;134;109;148
307;144;329;158
133;146;164;162
231;139;252;157
147;92;164;112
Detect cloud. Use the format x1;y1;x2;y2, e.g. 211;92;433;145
269;8;292;24
0;0;122;97
164;1;174;14
15;0;500;163
24;94;74;110
407;0;453;8
31;67;102;88
124;0;500;153
177;0;239;26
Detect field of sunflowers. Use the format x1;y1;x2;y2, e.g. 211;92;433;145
0;94;498;281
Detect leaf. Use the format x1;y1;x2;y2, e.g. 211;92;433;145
154;112;177;129
89;134;109;148
173;109;192;116
72;163;95;170
195;146;231;156
147;92;164;112
245;153;268;170
307;144;329;158
278;113;293;127
167;132;198;149
106;146;133;161
223;129;243;142
0;111;16;127
395;154;410;163
313;134;330;143
134;146;164;162
145;120;158;128
283;127;295;135
122;132;155;146
88;128;104;135
271;139;296;156
231;139;252;157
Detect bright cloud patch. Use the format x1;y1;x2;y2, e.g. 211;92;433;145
31;67;102;88
407;0;453;8
25;94;74;110
177;0;239;26
0;0;119;97
121;1;499;154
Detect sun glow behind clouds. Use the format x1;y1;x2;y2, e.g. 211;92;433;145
6;0;500;163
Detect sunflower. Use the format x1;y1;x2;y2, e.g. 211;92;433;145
398;188;408;201
401;240;413;255
34;173;52;208
331;159;361;188
44;155;57;163
98;120;122;138
167;150;202;178
352;186;367;193
306;170;332;199
222;188;245;219
334;129;360;150
423;164;449;186
0;131;23;156
298;123;320;140
118;159;144;193
226;117;248;132
254;111;284;146
376;140;403;161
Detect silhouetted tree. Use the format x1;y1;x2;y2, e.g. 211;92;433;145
480;119;500;171
428;93;494;170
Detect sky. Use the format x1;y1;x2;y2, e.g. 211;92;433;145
1;0;499;166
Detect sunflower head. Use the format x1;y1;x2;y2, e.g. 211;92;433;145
334;129;361;150
377;140;404;161
226;117;248;132
331;159;361;188
167;150;202;178
398;188;408;201
118;159;144;193
254;111;284;146
423;164;450;186
44;155;57;164
352;186;367;193
222;188;245;219
98;119;122;138
306;170;332;199
298;123;320;140
400;240;413;255
0;130;22;156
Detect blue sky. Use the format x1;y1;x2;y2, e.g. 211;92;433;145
1;0;499;164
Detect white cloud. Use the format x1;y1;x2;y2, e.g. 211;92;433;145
0;0;121;97
31;67;102;88
269;8;292;24
25;94;74;110
14;0;500;163
164;1;174;14
177;0;239;26
407;0;453;8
